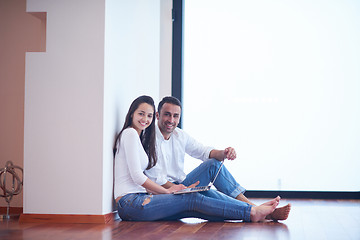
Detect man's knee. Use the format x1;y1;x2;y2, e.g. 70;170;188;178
204;158;222;170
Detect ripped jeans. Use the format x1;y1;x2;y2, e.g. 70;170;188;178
117;192;252;222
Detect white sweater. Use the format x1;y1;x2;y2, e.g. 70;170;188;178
114;128;148;199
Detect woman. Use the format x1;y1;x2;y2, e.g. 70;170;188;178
114;95;280;222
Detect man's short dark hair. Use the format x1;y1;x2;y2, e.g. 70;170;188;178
158;96;182;113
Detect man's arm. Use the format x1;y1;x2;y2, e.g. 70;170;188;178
209;147;237;161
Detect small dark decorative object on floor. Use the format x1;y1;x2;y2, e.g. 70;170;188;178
0;161;23;220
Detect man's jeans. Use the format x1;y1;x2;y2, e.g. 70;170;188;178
181;159;246;200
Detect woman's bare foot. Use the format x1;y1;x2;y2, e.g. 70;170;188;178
250;197;280;222
266;203;291;221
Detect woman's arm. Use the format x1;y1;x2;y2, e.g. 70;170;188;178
142;178;186;194
121;129;186;194
162;181;175;189
162;181;200;189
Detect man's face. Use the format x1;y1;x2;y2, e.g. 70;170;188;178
157;103;181;139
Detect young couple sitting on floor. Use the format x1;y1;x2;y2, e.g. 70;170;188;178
114;95;291;222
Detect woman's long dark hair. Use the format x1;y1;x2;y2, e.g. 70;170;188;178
114;95;157;170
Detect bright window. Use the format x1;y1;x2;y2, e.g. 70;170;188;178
182;0;360;191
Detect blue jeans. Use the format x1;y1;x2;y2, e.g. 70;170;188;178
117;192;252;222
181;159;246;200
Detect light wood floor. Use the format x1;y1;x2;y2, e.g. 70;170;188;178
1;199;359;240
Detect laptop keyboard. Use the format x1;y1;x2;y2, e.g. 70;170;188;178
174;185;210;194
189;186;209;191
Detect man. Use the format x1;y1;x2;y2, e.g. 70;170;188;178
145;96;290;221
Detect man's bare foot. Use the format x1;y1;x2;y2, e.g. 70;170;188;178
266;203;291;221
263;196;281;206
250;197;280;222
236;193;257;206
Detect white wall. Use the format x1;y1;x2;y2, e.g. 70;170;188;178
104;0;171;213
160;0;173;97
24;0;172;215
24;0;106;214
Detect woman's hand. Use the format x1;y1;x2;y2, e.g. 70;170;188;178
167;180;200;194
142;179;187;195
167;184;187;194
187;180;200;188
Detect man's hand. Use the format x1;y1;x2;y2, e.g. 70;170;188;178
210;147;237;161
224;147;236;160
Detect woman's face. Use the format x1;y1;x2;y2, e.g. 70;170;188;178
131;103;154;135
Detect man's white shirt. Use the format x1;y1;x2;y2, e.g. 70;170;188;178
145;125;213;185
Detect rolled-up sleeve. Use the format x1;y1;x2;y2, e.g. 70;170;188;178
184;132;213;162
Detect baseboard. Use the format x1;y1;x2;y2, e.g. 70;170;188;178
245;190;360;199
19;212;115;224
0;206;23;215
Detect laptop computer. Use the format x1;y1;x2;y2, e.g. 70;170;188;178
173;160;224;194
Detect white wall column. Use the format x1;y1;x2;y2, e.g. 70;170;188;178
23;0;170;217
24;0;106;214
